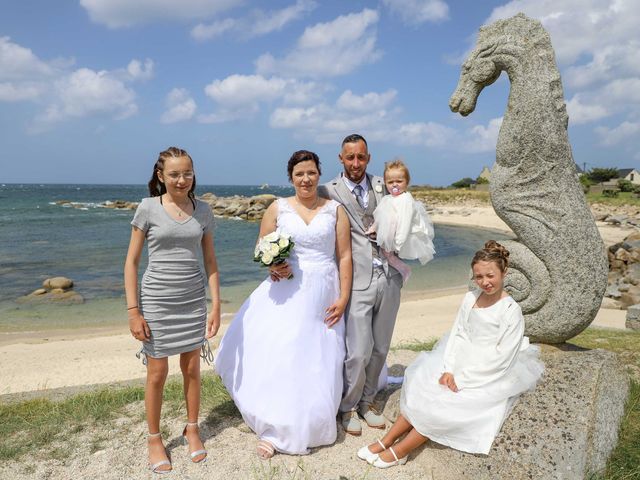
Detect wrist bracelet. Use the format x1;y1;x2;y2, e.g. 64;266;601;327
127;305;138;310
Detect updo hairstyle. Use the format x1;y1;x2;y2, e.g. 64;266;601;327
287;150;321;181
471;240;509;272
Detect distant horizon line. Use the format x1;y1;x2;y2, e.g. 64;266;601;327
1;182;293;187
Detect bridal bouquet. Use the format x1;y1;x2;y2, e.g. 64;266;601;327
254;230;295;277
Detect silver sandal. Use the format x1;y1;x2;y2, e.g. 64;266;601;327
182;422;207;463
148;432;172;474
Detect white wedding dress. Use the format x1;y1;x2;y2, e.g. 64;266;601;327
215;198;346;454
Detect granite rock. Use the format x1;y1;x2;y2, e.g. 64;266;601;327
17;290;84;305
626;304;640;330
380;346;629;479
450;14;608;343
43;276;73;290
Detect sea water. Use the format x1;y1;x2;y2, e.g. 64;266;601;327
0;184;510;331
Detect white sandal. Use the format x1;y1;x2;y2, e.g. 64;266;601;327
256;439;276;459
182;422;207;463
148;432;172;474
372;446;408;469
357;439;386;464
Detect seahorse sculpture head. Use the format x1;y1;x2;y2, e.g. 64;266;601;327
448;43;502;117
450;13;569;128
448;13;608;344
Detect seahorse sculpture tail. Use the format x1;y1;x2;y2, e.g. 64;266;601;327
449;13;608;343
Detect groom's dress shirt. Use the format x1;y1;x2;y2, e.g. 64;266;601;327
341;175;370;208
341;174;382;267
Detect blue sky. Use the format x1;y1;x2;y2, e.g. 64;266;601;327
1;0;638;186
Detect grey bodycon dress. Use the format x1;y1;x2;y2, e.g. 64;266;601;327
131;196;215;361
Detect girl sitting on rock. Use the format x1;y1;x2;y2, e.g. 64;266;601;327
357;241;544;468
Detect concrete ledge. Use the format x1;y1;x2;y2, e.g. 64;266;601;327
380;346;629;479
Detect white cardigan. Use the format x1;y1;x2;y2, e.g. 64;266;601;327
442;291;528;390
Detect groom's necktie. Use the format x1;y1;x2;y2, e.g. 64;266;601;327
353;184;365;209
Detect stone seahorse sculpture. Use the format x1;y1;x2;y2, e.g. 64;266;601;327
449;13;608;343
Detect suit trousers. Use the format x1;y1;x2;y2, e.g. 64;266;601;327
340;267;402;412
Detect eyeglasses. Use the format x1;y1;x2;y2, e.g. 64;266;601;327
342;153;369;161
164;171;194;180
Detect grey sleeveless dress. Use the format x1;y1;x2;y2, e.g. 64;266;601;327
131;197;215;360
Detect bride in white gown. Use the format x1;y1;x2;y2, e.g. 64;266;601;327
215;150;352;457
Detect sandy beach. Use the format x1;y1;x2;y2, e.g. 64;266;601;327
0;206;632;397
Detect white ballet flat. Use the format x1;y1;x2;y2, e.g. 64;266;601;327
357;439;386;464
372;446;408;469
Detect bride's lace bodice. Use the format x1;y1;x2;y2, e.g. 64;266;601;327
276;198;339;266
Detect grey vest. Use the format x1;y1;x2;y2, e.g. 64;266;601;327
353;182;380;261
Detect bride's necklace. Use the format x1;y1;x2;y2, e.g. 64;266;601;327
295;195;319;211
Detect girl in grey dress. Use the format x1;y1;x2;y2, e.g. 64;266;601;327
124;147;221;474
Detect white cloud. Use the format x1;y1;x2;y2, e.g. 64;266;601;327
205;74;288;106
269;89;399;143
0;82;44;101
464;117;503;153
31;67;137;132
565;78;640;125
564;42;640;89
382;0;449;25
200;73;324;122
269;86;501;154
566;94;609;125
161;88;196;124
126;59;154;81
595;121;640;147
191;18;238;41
336;89;397;112
0;36;54;80
396;122;456;148
193;0;317;41
250;0;317;37
255;9;382;78
80;0;242;28
395;117;502;152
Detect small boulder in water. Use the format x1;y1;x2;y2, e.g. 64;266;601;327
43;276;73;290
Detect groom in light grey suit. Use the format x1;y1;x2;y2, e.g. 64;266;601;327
319;133;403;435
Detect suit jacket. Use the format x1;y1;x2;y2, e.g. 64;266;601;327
319;173;398;291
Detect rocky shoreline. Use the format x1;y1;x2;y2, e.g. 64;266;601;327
53;193;640;227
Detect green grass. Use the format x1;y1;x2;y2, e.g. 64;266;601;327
407;186;640;208
0;373;235;462
409;187;491;205
569;328;640;480
587;191;640;207
392;338;438;352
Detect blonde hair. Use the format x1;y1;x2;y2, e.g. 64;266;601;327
383;158;411;184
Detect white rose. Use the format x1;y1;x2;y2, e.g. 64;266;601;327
270;243;280;256
262;252;274;265
254;245;261;257
258;240;271;254
263;231;279;242
278;237;290;249
375;185;383;193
